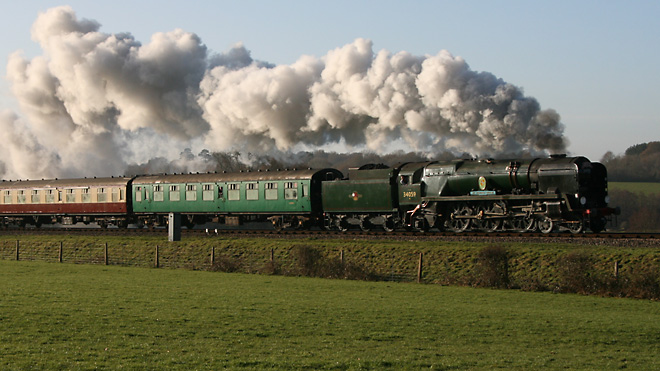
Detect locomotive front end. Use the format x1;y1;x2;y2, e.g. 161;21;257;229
573;158;619;232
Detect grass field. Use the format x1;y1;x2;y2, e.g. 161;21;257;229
609;181;660;195
1;260;659;369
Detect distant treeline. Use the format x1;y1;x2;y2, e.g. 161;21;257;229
601;142;660;182
599;141;660;232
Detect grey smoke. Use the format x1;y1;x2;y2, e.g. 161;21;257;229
1;6;567;179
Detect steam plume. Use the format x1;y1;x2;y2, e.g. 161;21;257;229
1;6;567;179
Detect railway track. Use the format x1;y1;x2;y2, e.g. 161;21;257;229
2;225;659;246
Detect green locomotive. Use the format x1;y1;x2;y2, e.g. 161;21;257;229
322;155;617;233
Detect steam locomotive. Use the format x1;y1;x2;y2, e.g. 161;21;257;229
0;155;618;233
322;155;617;233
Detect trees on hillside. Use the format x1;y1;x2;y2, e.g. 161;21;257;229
601;141;660;182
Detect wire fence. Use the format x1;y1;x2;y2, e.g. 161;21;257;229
0;239;426;282
3;239;660;299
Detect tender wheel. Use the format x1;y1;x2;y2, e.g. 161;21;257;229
383;217;395;232
323;215;334;231
447;204;472;233
359;217;372;232
336;217;349;232
538;216;554;234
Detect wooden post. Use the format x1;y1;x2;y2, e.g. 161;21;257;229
15;240;19;261
211;246;215;266
417;252;423;283
155;245;160;268
59;242;63;263
270;248;274;263
104;243;109;266
614;261;620;279
340;249;344;265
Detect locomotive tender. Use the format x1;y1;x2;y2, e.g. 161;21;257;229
0;155;617;233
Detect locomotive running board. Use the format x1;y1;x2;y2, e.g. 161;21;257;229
422;194;562;203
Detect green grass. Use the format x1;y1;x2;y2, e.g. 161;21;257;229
609;181;660;195
1;260;659;369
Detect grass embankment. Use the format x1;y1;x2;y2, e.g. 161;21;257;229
1;235;660;299
1;260;659;369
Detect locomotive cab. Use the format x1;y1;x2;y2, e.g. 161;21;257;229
397;162;431;206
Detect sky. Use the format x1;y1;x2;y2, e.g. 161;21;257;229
0;0;658;175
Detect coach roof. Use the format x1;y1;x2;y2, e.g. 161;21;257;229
0;177;134;189
132;168;342;185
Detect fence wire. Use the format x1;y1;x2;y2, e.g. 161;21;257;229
0;240;425;282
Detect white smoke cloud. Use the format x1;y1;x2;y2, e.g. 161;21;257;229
2;6;567;178
0;110;62;179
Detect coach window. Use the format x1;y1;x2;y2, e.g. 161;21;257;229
302;184;309;198
285;182;298;200
17;190;26;204
186;185;197;201
203;184;214;201
218;186;224;200
169;185;180;201
228;183;240;201
265;182;278;200
31;190;40;203
82;188;92;203
97;188;107;202
246;183;259;200
46;190;56;203
135;187;143;202
4;190;11;204
153;185;164;202
112;188;119;202
65;189;75;203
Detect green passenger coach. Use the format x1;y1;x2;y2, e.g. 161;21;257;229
131;169;342;229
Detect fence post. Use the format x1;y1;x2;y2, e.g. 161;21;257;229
155;245;159;268
15;240;19;261
340;249;344;265
211;246;215;266
104;243;109;265
417;252;423;283
614;261;620;279
270;248;274;263
59;242;63;263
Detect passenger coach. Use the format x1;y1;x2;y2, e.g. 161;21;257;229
0;177;133;228
131;169;343;229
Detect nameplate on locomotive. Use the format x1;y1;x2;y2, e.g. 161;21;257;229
470;190;496;196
